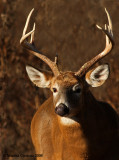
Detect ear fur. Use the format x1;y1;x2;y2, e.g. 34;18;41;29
26;66;53;88
85;64;110;87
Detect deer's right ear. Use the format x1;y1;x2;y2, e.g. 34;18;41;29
26;66;53;88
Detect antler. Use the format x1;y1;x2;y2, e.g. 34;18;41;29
75;8;114;77
20;8;60;76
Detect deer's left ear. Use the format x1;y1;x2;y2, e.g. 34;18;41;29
85;64;110;87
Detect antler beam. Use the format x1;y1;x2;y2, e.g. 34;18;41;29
75;8;114;77
20;8;60;76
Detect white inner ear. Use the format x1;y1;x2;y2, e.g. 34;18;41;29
86;64;109;87
26;66;51;88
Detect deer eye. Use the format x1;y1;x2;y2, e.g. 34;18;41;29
72;84;81;93
52;88;57;93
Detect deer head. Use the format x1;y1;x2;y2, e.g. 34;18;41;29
20;8;114;118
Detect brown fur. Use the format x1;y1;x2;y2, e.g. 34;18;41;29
30;72;119;160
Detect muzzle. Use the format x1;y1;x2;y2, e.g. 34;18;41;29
55;103;69;116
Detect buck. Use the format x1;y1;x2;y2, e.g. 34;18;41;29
20;9;119;160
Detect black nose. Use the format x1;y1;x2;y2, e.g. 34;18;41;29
55;103;69;116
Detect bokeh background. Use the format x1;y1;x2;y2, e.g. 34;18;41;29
0;0;119;160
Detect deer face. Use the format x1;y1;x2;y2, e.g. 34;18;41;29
26;64;109;117
50;72;84;117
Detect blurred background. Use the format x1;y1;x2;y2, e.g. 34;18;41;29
0;0;119;159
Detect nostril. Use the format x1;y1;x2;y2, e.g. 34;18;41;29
55;103;69;116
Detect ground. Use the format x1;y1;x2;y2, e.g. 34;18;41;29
0;0;119;160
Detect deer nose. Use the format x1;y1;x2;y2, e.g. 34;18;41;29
55;103;69;116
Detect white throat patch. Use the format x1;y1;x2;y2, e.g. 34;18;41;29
60;117;76;125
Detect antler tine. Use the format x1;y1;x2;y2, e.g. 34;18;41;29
30;23;35;44
20;9;60;76
55;53;58;65
20;9;35;44
75;8;114;77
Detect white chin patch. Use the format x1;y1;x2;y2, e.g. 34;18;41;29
60;117;76;125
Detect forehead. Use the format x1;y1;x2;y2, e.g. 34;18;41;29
51;72;79;88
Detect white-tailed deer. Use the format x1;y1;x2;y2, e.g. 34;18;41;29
20;9;119;160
